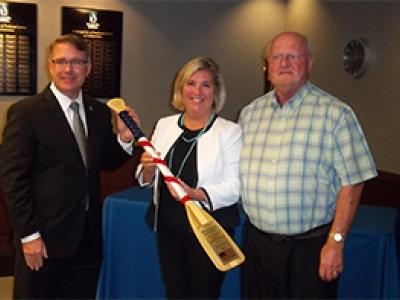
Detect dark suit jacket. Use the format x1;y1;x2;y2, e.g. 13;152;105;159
0;86;130;258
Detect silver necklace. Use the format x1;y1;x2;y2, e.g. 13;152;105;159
169;111;216;177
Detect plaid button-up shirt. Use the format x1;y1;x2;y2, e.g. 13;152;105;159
239;82;377;235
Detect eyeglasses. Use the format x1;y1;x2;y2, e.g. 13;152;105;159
51;58;88;67
268;53;307;64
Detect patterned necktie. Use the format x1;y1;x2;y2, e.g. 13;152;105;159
70;101;88;167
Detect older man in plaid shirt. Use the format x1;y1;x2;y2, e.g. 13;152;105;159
239;31;377;299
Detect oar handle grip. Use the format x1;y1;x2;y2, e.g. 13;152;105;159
117;109;188;203
118;111;145;140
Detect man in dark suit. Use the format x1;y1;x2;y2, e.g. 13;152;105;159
0;34;137;299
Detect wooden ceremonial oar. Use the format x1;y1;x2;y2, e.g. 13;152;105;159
107;98;245;272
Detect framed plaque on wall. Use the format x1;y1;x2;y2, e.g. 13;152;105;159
61;7;122;99
0;2;37;95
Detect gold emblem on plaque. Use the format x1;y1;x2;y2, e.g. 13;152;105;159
0;3;11;23
86;11;100;30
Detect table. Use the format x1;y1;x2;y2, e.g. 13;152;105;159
338;205;400;298
98;186;400;299
97;187;163;298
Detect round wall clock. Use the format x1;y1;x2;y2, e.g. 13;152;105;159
343;37;371;79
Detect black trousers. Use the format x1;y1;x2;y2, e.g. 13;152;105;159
240;221;338;299
13;214;102;299
157;226;232;299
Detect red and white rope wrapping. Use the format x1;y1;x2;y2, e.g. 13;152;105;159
137;138;191;204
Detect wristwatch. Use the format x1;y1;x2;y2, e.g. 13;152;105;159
329;232;345;243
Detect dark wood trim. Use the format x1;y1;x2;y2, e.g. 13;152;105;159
100;147;143;202
0;253;13;276
0;143;399;277
360;170;400;208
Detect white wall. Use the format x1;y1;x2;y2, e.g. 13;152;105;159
286;0;400;173
0;0;285;137
0;0;398;173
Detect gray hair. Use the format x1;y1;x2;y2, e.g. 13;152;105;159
261;31;313;62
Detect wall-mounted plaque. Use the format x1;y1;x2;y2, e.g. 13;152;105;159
0;2;36;95
62;7;122;99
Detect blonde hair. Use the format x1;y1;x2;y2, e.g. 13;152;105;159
171;57;226;112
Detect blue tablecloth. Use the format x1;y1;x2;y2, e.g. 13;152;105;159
338;205;400;298
97;187;162;298
98;186;400;299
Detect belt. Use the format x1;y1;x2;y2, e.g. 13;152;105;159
251;222;331;242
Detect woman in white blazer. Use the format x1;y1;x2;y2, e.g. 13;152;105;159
136;57;242;299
